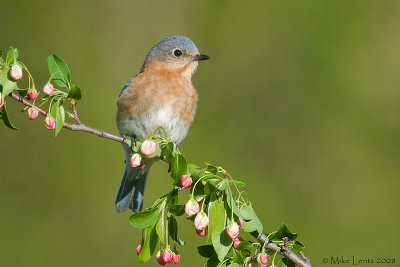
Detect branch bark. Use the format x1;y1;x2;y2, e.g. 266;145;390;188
9;92;312;267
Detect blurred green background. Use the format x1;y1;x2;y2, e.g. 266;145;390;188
1;0;400;266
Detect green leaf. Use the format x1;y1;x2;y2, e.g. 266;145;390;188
168;216;185;245
240;204;263;233
67;84;82;100
227;263;241;267
0;103;18;130
291;240;305;252
129;206;159;229
170;154;187;186
54;102;65;137
239;206;253;221
188;163;201;175
197;245;217;258
237;241;253;253
0;49;3;57
47;54;71;88
163;141;176;162
208;193;232;261
270;224;297;241
232;249;244;264
233;178;246;187
6;47;19;63
168;204;185;216
277;258;296;267
206;255;221;267
156;211;166;244
226;191;242;219
0;67;17;99
138;223;158;263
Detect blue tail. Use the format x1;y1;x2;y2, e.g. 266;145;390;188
115;151;151;212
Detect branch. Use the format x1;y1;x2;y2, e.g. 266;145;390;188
9;91;312;267
251;232;312;267
10;92;126;144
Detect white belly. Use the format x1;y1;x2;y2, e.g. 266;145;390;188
118;107;189;145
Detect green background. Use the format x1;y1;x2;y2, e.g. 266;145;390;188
1;0;400;266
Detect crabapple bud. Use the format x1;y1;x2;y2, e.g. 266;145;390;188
130;153;142;168
185;198;200;216
28;108;39;120
237;217;244;228
196;228;207;236
180;175;192;188
10;64;23;80
44;117;56;130
226;222;240;239
28;88;38;100
136;245;142;255
194;212;209;230
140;140;157;155
43;83;54;95
257;253;268;266
234;237;242;249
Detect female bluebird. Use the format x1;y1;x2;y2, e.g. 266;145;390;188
115;36;209;212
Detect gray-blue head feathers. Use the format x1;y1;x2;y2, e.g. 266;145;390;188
141;36;209;72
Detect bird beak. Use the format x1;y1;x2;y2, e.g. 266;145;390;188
194;54;210;61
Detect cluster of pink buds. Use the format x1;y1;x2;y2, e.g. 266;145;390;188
10;64;23;80
140;140;157;155
45;116;56;130
156;249;181;265
0;93;4;109
43;83;54;95
257;253;268;266
180;175;192;188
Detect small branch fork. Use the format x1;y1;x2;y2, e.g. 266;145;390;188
9;92;312;267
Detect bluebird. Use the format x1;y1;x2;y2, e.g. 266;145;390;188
115;36;209;212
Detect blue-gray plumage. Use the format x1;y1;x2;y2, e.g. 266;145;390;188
115;36;209;212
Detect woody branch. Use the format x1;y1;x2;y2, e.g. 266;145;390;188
8;91;312;267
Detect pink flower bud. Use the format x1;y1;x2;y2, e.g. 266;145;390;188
27;88;38;100
0;93;4;109
194;212;209;230
139;164;145;169
233;237;242;249
185;198;200;216
257;253;268;266
140;140;157;155
44;117;56;130
156;251;166;266
237;217;244;228
226;222;240;239
196;228;207;236
28;108;39;120
43;84;54;95
172;252;181;264
10;64;23;80
162;251;173;263
195;196;204;202
136;244;142;255
180;175;192;188
130;153;142;168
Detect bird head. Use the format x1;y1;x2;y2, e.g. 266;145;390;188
141;36;209;77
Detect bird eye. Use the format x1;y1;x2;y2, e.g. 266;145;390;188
173;49;183;57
